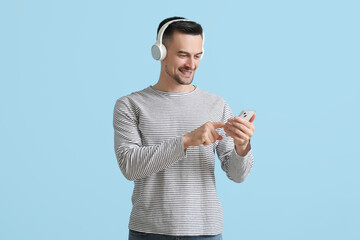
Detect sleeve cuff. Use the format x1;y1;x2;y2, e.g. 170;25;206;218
178;136;188;158
233;145;252;159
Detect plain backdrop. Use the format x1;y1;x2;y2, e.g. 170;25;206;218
1;0;359;239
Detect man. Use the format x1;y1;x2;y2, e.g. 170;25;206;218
113;16;256;240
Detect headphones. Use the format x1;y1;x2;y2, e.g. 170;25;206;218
151;19;205;61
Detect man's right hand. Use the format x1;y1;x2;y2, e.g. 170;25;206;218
183;122;226;150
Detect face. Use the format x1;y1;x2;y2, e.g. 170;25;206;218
162;31;203;85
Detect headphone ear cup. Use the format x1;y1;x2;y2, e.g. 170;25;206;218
151;43;167;61
159;44;167;61
151;43;162;60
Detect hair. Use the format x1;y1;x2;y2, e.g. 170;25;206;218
156;16;203;45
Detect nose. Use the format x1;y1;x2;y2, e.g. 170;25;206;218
185;57;196;70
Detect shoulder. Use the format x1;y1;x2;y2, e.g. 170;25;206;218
114;86;154;108
113;87;156;119
196;87;227;105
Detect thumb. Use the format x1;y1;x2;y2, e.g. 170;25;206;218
249;113;256;123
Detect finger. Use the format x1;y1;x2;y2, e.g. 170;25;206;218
207;132;216;144
223;126;235;138
224;127;249;145
249;112;256;123
224;127;244;143
232;117;253;130
210;130;222;142
226;120;253;137
201;133;212;145
203;136;213;145
225;123;250;141
211;121;226;129
227;118;253;132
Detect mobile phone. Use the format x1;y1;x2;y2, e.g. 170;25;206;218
224;110;255;137
239;110;256;121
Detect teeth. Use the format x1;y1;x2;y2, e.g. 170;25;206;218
180;69;191;74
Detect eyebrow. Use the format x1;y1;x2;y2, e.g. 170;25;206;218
177;50;203;55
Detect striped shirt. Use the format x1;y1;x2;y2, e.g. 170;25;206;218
113;85;254;236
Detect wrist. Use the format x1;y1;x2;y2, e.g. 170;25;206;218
235;142;250;157
183;134;190;150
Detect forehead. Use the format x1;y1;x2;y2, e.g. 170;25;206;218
167;31;203;53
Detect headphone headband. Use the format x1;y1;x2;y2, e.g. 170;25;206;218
151;18;204;61
156;19;190;45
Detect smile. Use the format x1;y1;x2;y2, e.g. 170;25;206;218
179;68;193;77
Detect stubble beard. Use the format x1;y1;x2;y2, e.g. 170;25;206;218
165;65;195;85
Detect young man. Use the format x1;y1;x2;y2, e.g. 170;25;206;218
113;16;256;240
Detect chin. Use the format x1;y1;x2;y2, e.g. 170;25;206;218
175;77;193;85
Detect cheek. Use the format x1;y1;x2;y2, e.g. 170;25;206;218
173;58;187;68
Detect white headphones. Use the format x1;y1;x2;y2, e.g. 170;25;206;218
151;19;205;61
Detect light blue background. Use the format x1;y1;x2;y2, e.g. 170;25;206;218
1;0;359;239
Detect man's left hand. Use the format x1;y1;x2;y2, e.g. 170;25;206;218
223;113;256;157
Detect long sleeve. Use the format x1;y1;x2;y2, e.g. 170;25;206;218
113;98;186;181
216;102;254;183
113;86;254;235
